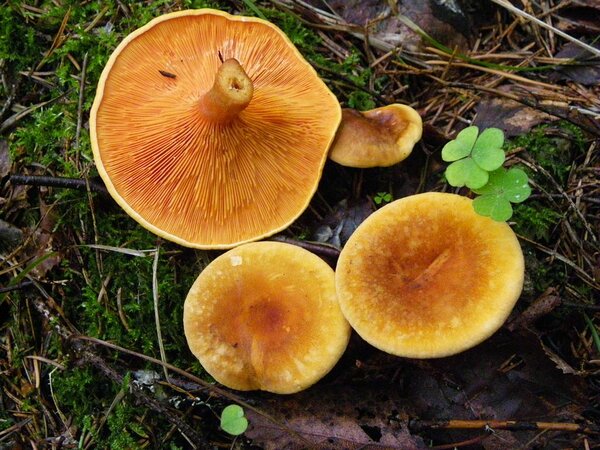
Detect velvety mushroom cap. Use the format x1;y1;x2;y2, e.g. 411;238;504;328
91;9;341;249
183;241;351;394
335;193;524;358
329;104;422;168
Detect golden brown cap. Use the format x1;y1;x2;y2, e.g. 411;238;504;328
329;104;422;168
335;193;524;358
183;241;351;394
91;9;341;249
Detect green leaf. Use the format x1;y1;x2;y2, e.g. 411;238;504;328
441;126;479;161
473;128;504;153
474;168;531;203
472;145;505;171
471;128;505;171
445;158;489;189
501;168;531;203
473;195;513;222
374;192;392;205
220;405;248;436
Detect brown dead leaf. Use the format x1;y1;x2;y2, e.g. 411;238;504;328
313;199;374;247
304;0;469;52
550;42;600;86
245;383;426;449
540;341;586;376
397;334;588;448
474;97;553;137
556;3;600;35
506;288;562;332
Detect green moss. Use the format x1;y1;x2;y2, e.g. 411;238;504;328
0;6;44;72
106;402;143;449
53;371;162;449
512;202;563;242
509;121;586;185
58;214;202;366
52;366;114;418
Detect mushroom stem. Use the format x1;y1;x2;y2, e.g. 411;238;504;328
198;58;253;123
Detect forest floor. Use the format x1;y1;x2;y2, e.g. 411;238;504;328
1;0;599;449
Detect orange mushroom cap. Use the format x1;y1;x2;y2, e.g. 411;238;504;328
335;193;524;358
91;9;341;249
329;104;422;168
183;241;351;394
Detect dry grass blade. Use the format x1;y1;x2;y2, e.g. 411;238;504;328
152;244;169;381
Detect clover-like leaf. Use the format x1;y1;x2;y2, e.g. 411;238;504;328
473;127;504;153
472;167;531;221
473;194;513;222
220;404;248;436
471;128;505;171
445;158;489;189
474;167;531;202
441;126;479;161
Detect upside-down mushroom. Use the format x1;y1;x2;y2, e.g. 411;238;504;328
183;241;351;394
91;9;341;249
335;192;524;358
329;104;422;168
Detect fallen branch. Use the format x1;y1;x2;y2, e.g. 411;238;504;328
409;418;599;435
9;174;108;195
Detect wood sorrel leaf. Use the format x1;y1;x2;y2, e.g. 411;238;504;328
473;128;504;153
446;158;488;189
441;126;479;161
471;128;505;171
473;194;513;222
472;144;505;171
220;404;248;436
501;168;531;203
473;167;531;203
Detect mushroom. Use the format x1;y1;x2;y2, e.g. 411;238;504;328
335;192;524;358
91;9;341;249
183;241;351;394
328;104;422;168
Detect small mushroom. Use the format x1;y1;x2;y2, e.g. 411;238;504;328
329;104;423;168
183;241;351;394
91;9;341;249
335;192;524;358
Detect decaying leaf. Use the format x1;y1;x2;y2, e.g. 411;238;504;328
312;199;374;248
474;97;553;137
506;288;562;332
555;2;600;35
540;341;586;376
245;384;426;449
550;42;600;86
303;0;470;52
